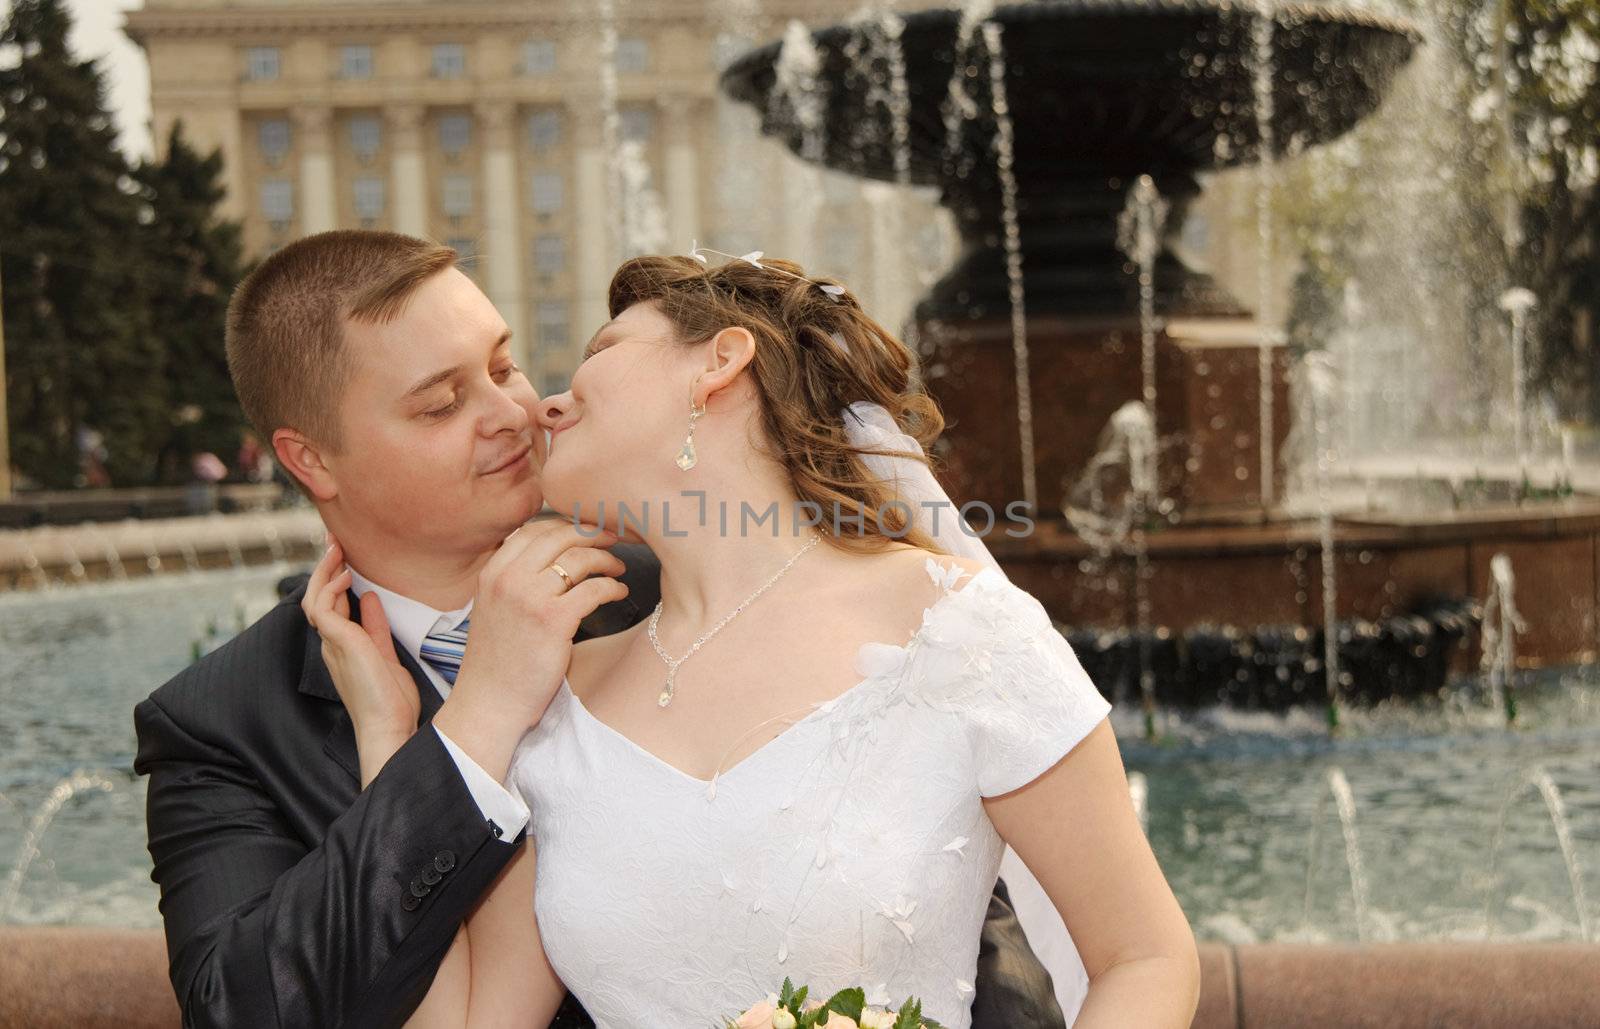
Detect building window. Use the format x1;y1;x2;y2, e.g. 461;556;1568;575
432;43;466;79
530;171;564;214
537;302;569;348
339;44;374;80
245;46;280;82
442;173;474;218
533;234;566;275
258;118;291;164
527;109;562;153
620;106;654;144
348;115;381;159
521;39;557;75
615;37;650;74
353;176;385;222
260;179;294;228
438;113;472;157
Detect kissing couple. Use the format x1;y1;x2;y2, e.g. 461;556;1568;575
135;229;1199;1028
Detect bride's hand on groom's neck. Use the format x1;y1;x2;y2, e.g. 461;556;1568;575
433;519;628;782
302;535;422;785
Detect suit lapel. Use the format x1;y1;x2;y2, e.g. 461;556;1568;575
298;588;440;782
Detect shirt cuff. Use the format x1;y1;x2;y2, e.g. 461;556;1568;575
433;725;530;838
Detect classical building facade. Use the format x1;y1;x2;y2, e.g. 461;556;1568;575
123;0;1275;396
124;0;879;391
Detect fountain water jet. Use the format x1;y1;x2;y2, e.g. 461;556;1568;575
1251;0;1281;510
1483;765;1593;942
1302;766;1371;941
772;20;827;264
981;19;1036;516
0;772;117;922
1498;287;1538;490
1479;552;1528;724
1304;351;1345;729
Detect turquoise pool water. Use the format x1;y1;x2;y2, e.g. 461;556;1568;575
2;568;1596;942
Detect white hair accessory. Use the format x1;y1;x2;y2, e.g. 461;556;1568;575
687;240;847;303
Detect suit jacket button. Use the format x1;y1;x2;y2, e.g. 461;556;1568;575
410;879;431;899
422;867;442;886
402;895;421;912
434;851;457;873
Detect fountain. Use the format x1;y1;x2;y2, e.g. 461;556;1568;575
723;0;1417;521
723;0;1600;715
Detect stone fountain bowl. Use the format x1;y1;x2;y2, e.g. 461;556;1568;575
722;0;1423;319
722;0;1422;190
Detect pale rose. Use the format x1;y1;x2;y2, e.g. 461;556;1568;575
773;1009;798;1029
859;1009;897;1029
735;1000;775;1028
819;1013;859;1029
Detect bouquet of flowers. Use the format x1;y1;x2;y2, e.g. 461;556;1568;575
725;978;945;1029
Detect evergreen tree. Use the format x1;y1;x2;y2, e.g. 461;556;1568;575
136;122;249;484
0;0;158;488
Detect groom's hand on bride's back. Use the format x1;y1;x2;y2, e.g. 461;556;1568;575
433;518;628;782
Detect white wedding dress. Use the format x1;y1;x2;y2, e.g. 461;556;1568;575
508;559;1112;1028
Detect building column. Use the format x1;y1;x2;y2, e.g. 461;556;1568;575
661;96;701;248
387;103;428;238
295;106;337;236
572;105;612;349
477;101;528;369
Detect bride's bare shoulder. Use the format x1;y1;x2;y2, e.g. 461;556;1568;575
848;545;991;608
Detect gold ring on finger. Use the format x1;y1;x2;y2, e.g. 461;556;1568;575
550;562;574;591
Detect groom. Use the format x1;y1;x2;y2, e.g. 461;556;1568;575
135;229;1065;1028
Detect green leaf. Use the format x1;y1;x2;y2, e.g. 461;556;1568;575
823;987;865;1021
779;977;797;1008
892;998;923;1029
791;985;808;1010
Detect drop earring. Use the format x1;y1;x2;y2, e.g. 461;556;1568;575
676;399;706;471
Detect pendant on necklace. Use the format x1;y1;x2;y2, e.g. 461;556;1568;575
658;673;675;708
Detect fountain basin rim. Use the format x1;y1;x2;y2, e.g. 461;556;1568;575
720;0;1426;94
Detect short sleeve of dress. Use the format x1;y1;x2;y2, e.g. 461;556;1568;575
937;574;1113;798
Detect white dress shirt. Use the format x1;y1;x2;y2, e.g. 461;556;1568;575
348;569;530;837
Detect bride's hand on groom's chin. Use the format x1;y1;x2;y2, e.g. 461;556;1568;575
302;537;422;781
437;519;628;778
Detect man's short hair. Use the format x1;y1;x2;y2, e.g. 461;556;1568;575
225;229;458;452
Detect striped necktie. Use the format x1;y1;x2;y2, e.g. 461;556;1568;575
419;616;470;686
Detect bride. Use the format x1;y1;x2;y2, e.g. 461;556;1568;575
307;252;1199;1027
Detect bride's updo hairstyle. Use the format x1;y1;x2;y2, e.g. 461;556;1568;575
607;253;945;553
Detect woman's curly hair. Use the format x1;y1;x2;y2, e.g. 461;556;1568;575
607;254;947;553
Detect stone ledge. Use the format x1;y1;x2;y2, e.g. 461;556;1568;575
1;929;1596;1027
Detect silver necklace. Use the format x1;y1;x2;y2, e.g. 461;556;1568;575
647;534;822;708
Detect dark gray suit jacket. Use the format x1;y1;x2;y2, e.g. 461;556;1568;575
135;541;1063;1028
